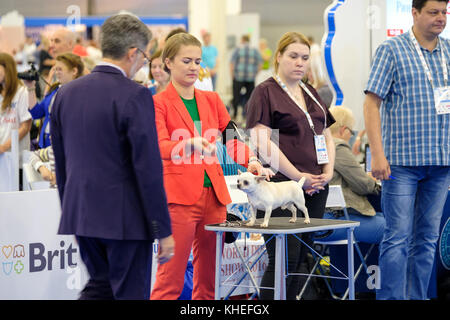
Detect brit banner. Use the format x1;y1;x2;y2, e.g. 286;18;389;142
0;189;89;299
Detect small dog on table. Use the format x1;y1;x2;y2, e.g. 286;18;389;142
236;170;310;228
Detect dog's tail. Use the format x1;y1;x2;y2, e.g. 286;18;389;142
297;176;306;189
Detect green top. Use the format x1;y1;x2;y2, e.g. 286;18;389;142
262;48;273;70
180;96;212;187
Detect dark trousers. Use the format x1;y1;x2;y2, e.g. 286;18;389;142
76;236;153;300
231;79;255;118
257;185;329;300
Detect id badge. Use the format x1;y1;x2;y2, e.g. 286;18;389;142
434;86;450;115
314;135;329;165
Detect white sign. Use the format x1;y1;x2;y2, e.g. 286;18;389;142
386;0;450;38
220;238;267;297
0;189;89;299
151;237;268;298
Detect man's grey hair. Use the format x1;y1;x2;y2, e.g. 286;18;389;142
100;14;152;60
53;27;77;43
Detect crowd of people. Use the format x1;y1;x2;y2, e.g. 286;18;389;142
2;21;333;189
1;0;449;301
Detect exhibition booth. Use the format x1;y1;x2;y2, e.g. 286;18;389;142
0;0;449;300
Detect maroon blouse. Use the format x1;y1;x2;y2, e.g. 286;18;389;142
246;77;335;179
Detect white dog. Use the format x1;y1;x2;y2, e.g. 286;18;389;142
236;171;310;228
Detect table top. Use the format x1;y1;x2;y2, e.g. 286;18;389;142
205;217;360;235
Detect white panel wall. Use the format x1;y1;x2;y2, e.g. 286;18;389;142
329;0;386;130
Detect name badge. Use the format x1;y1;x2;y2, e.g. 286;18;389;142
434;86;450;115
314;135;329;165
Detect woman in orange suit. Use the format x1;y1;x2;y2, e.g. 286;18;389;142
150;33;266;300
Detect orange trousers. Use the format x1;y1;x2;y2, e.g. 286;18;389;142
150;187;226;300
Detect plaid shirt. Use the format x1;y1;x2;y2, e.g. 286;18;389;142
365;31;450;166
231;45;262;82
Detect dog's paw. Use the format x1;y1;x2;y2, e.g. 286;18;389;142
260;222;269;228
304;218;311;224
289;218;297;223
245;220;255;227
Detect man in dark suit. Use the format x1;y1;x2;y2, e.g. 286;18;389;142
50;14;174;300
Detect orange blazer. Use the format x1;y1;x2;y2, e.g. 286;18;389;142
154;82;236;206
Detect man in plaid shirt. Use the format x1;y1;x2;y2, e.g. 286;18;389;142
230;35;262;120
364;0;450;300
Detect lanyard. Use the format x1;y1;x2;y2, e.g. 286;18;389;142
274;75;327;136
409;29;448;88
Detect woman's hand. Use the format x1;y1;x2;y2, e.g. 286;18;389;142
301;172;323;189
38;166;53;181
247;160;262;176
315;171;333;187
260;167;275;181
185;137;216;157
248;160;275;181
301;172;332;196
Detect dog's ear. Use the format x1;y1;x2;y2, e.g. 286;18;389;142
238;169;243;175
255;175;266;183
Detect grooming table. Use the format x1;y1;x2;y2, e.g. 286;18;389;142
206;217;360;300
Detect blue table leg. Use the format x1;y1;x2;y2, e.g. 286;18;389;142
274;234;286;300
347;227;355;300
215;231;223;300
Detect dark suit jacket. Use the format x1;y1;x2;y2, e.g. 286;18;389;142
51;65;171;241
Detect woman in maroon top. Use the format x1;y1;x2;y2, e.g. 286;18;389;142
246;31;335;300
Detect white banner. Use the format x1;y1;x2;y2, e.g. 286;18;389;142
220;238;267;297
0;189;89;299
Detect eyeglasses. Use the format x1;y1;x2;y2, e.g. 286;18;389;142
345;126;355;136
132;47;150;65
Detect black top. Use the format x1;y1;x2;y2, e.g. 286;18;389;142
38;50;53;74
246;77;335;179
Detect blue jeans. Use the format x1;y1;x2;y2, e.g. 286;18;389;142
377;165;450;300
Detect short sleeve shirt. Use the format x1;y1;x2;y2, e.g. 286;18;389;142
202;45;218;70
246;77;335;179
364;31;450;166
0;86;32;153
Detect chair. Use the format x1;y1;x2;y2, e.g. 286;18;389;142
298;185;377;300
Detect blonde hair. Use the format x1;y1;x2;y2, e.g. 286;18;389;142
274;31;310;73
329;106;355;134
162;33;201;74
